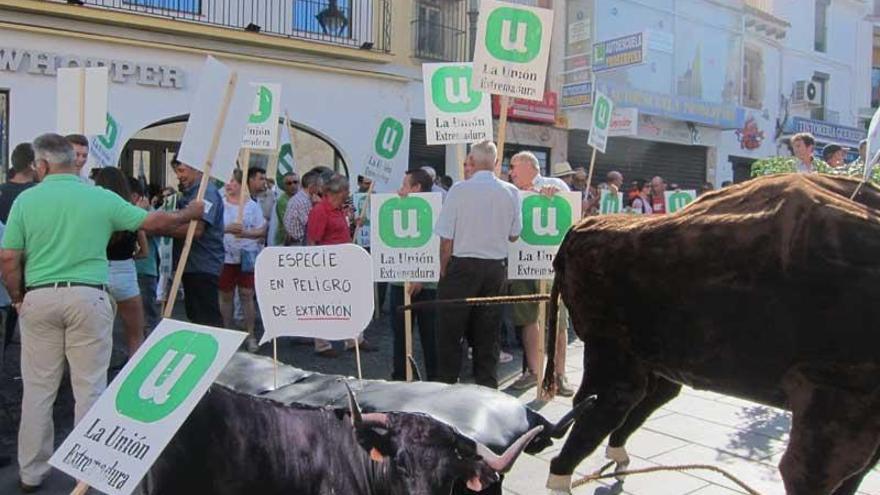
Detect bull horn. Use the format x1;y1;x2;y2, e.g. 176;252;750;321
344;382;364;427
407;356;423;382
475;426;543;473
551;395;597;438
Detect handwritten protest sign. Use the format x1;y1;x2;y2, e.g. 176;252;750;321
177;56;252;182
255;245;374;344
49;319;244;495
599;190;623;214
362;115;410;193
57;67;108;136
241;83;281;150
472;0;554;101
370;193;441;282
508;191;581;279
423;63;493;145
665;189;697;213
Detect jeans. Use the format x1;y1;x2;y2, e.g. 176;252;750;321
138;274;160;333
182;273;223;327
389;285;438;381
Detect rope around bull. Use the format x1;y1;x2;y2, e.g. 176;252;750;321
572;461;763;495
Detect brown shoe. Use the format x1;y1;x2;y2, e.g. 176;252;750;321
19;480;41;493
315;348;338;358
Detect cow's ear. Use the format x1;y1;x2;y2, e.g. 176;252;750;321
466;476;483;492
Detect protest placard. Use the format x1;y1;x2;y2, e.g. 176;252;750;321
508;191;581;279
599;190;623;214
370;193;441;282
255;245;374;344
57;67;108;136
88;113;123;168
241;83;281;150
50;319;244;495
588;90;614;154
665;189;697;213
472;0;554;101
361;115;410;193
423;63;493;145
177;56;252;183
353;192;371;248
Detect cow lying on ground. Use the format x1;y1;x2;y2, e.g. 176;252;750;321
541;174;880;495
147;352;583;494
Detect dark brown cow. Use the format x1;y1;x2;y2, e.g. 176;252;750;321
542;174;880;494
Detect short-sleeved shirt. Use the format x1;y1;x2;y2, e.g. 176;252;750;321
173;180;225;275
307;197;351;246
284;189;312;244
532;175;571;192
222;198;266;264
274;193;292;245
0;181;35;224
434;170;521;260
2;174;148;287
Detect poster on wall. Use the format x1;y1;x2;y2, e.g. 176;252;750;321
422;63;493;145
472;0;554;101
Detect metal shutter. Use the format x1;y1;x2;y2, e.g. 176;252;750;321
409;122;447;175
568;130;707;189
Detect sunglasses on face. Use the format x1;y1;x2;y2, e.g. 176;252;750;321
285;180;299;185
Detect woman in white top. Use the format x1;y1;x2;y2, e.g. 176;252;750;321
219;169;267;352
631;180;654;215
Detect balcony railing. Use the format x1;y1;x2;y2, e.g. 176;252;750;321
51;0;392;53
411;0;468;62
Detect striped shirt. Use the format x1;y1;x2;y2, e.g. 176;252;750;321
283;189;312;244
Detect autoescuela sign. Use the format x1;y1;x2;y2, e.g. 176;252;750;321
0;46;185;89
49;320;243;495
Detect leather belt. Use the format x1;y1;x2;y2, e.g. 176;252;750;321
27;281;108;292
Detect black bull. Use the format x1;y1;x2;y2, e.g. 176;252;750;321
542;174;880;495
147;352;584;494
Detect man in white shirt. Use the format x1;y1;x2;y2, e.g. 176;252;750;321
507;152;575;396
434;140;521;388
791;132;818;173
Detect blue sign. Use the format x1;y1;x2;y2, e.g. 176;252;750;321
596;81;744;129
592;33;645;73
561;81;593;108
124;0;200;13
783;117;866;147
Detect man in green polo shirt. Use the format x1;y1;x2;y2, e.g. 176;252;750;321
0;133;204;492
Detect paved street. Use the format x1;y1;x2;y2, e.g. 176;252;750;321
1;322;878;495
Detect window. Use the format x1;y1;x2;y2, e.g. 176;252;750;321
742;46;764;109
810;74;828;121
814;0;829;53
872;67;880;108
413;0;467;61
294;0;353;38
123;0;201;14
416;3;444;58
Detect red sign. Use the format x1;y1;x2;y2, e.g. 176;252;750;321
492;92;558;124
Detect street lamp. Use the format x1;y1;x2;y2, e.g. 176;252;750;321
316;0;349;36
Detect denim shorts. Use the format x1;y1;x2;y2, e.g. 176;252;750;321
108;259;140;302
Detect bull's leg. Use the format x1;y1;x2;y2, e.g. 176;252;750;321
604;376;682;480
831;444;880;495
547;339;649;494
780;371;880;495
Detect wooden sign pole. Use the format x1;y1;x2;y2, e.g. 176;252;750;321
77;69;86;135
585;147;598;198
354;339;364;381
162;72;239;319
535;279;548;401
404;282;413;382
236;148;252;224
495;96;511;177
456;143;466;182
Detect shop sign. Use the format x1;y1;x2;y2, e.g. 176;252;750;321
597;81;744;129
608;108;638;137
782;117;866;147
592;32;645;73
492;92;557;124
561;82;592;109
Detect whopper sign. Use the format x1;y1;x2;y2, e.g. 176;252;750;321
472;0;554;101
508;191;581;279
423;63;493;145
49;319;244;495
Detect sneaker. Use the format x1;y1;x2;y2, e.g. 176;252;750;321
498;350;514;364
246;335;259;353
509;372;538;391
556;375;575;397
19;480;41;493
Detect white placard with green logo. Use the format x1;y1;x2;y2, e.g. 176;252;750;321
156;194;178;302
589;90;614;153
362;115;410;193
370;193;441;282
241;83;281;150
353;192;371;248
472;0;554;101
48;319;244;495
664;189;697;214
508;191;581;280
599;190;623;215
423;63;493;145
255;245;375;343
88;113;123;168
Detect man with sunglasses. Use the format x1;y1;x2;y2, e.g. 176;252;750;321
273;172;299;245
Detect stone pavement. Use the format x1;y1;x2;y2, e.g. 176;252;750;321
502;341;880;495
1;326;878;494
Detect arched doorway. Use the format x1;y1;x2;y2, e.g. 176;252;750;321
118;115;349;190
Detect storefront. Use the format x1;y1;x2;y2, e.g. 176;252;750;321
0;27;411;189
779;117;866;163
